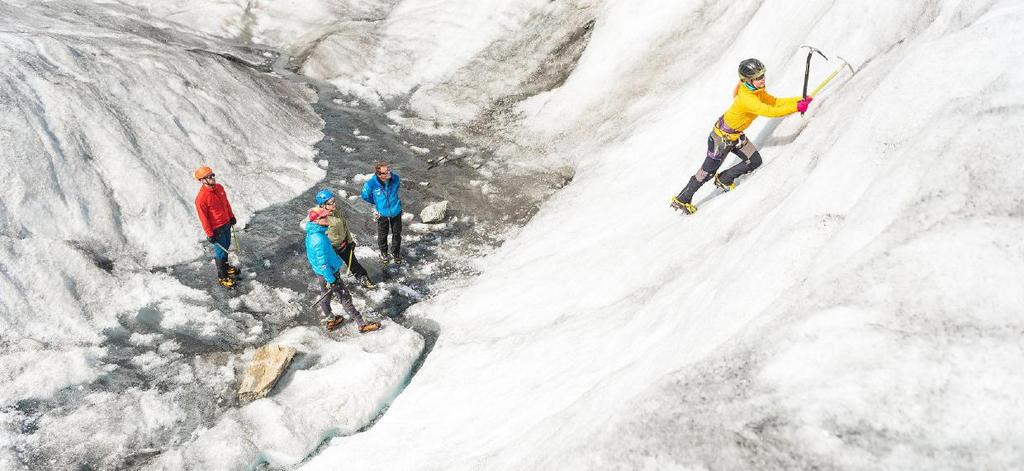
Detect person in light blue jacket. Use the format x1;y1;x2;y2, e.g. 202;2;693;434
305;207;380;333
360;160;404;264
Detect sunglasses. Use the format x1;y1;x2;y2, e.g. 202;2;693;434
377;170;391;176
324;200;336;206
202;174;216;180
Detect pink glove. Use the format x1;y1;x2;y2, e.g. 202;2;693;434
797;96;813;113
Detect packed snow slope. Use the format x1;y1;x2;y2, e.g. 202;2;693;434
108;0;598;142
2;0;1021;469
0;0;315;397
290;1;1024;470
0;2;355;469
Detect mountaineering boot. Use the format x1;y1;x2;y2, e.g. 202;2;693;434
670;196;697;215
379;253;390;266
325;315;345;331
391;254;402;266
226;265;240;277
360;277;377;289
359;321;382;333
218;277;236;289
215;258;230;279
713;173;736;192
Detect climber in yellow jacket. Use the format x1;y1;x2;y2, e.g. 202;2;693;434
671;58;813;214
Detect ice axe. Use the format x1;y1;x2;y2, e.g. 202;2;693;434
800;45;828;115
210;240;242;267
810;56;856;98
211;241;230;254
309;282;335;310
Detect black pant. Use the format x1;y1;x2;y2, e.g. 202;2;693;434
334;242;369;280
377;213;402;257
675;131;762;203
317;272;365;324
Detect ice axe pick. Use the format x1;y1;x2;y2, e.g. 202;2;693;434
800;45;828;115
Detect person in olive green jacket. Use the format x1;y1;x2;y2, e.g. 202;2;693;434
315;188;376;289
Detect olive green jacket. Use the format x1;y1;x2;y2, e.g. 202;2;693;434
325;214;354;250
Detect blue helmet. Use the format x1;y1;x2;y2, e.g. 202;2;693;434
315;188;335;205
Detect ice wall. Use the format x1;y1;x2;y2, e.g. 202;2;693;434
1;1;326;468
303;0;1024;469
1;1;323;267
104;0;600;138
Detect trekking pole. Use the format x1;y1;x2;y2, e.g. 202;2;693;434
310;283;334;309
800;45;828;115
810;56;855;98
345;245;354;275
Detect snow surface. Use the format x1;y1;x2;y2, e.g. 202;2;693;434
0;0;318;381
108;0;397;52
297;0;1024;469
152;323;422;469
107;0;598;131
3;0;1023;469
0;2;421;469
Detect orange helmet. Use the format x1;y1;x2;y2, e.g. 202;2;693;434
194;166;213;180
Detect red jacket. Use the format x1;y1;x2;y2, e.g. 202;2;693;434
195;183;235;237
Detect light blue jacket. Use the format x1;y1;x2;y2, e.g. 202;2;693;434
305;222;342;283
360;173;402;218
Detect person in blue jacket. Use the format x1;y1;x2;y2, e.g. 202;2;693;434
305;207;380;333
360;160;404;264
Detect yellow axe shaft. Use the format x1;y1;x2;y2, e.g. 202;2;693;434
810;61;848;97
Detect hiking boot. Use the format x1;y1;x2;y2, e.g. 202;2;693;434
358;322;381;333
670;197;697;215
379;253;390;265
218;277;236;289
226;265;240;277
360;277;377;289
325;315;345;331
713;173;736;192
390;254;401;266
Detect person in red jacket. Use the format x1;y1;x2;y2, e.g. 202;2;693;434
194;166;238;288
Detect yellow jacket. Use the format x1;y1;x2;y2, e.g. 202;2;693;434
716;82;801;140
